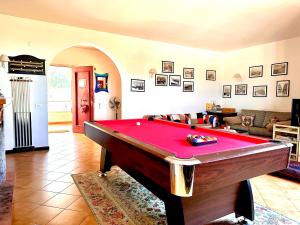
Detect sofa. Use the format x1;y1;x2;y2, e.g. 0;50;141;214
223;109;291;137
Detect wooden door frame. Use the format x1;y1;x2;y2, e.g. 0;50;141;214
71;66;94;133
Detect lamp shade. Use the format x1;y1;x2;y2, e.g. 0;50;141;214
232;73;242;82
0;54;10;62
149;68;157;77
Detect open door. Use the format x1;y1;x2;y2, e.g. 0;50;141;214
72;66;94;133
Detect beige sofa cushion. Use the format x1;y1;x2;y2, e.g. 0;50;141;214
248;127;272;137
276;120;291;126
240;109;266;127
223;116;242;125
262;111;291;127
230;124;249;132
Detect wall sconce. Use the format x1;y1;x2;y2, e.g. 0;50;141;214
232;73;242;82
0;54;10;69
148;68;157;78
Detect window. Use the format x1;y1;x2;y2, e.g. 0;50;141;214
48;66;72;112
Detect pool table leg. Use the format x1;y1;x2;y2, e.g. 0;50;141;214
98;147;112;176
164;196;185;225
235;180;254;221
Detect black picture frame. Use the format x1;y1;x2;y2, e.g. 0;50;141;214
206;70;216;81
155;74;168;86
131;79;145;92
223;85;232;98
276;80;290;97
271;62;288;76
183;81;194;92
235;84;248;95
183;68;194;79
162;61;174;73
249;65;263;78
169;75;181;86
253;85;267;97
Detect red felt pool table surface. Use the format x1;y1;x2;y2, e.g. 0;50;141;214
95;119;268;159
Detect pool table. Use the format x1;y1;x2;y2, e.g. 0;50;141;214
84;118;291;225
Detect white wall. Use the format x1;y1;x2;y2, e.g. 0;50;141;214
0;14;222;119
2;13;297;120
221;36;300;112
51;47;122;120
125;52;223;117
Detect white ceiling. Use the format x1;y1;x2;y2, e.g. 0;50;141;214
0;0;300;51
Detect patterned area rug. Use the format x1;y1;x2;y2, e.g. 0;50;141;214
72;166;299;225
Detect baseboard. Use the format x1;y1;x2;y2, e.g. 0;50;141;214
5;146;49;153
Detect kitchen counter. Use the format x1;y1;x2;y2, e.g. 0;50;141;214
0;151;14;225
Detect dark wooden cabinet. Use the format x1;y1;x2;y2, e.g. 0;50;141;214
207;111;237;124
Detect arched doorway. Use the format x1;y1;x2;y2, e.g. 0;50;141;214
48;45;122;133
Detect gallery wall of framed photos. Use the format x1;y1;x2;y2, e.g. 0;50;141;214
130;60;217;93
220;36;299;113
222;61;290;99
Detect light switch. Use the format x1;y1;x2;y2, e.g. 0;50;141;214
35;103;42;108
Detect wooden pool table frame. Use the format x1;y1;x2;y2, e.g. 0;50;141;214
84;120;291;225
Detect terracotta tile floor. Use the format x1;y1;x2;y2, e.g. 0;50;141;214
6;127;300;224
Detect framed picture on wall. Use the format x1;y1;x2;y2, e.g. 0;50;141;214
131;79;145;92
223;85;231;98
253;85;267;97
206;70;216;81
235;84;247;95
271;62;288;76
162;61;174;73
249;65;263;78
183;68;194;79
276;80;290;97
169;75;181;86
183;81;194;92
155;74;168;86
95;73;109;92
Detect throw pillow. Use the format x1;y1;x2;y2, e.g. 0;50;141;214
166;114;172;121
184;114;191;124
160;115;168;120
265;117;279;132
209;116;219;127
241;115;255;127
191;119;198;124
171;114;181;122
179;114;186;123
197;118;204;124
203;115;213;124
190;113;197;119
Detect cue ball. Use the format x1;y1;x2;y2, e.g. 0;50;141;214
136;122;141;126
